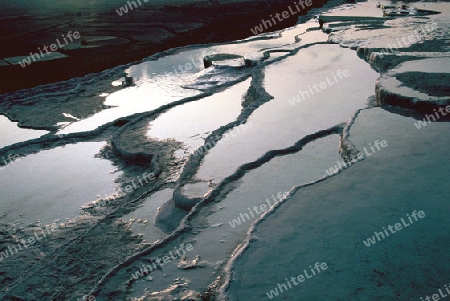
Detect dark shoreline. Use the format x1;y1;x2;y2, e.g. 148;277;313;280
0;0;329;95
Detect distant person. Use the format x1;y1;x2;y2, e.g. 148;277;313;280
319;19;325;29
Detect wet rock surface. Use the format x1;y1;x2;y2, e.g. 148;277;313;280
0;1;448;300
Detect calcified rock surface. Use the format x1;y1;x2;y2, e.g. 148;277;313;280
0;1;448;301
322;1;450;110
